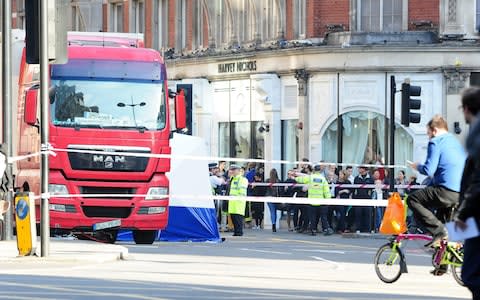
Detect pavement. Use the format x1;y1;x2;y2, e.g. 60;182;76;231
0;237;128;263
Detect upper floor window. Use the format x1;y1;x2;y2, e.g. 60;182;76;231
70;1;102;32
16;0;25;29
131;0;144;33
176;0;187;51
192;1;204;49
476;0;480;31
109;1;124;32
261;0;280;41
293;0;306;38
153;0;168;50
358;0;403;32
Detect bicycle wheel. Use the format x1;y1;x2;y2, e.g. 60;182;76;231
374;243;403;283
451;247;464;286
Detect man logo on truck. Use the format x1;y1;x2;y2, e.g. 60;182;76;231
93;155;126;169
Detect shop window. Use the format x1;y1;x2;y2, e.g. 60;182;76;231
322;110;413;176
218;121;265;163
281;120;299;178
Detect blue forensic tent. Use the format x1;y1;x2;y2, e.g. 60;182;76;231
118;133;221;242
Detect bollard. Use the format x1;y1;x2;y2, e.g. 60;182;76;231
15;192;37;256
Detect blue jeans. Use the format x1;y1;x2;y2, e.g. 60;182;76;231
267;202;277;225
375;207;384;231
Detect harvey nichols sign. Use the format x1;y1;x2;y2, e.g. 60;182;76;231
218;60;257;73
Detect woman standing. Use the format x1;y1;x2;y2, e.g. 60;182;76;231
251;173;266;229
266;168;281;232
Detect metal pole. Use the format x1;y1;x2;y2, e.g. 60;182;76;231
389;76;395;192
40;0;50;257
2;0;14;240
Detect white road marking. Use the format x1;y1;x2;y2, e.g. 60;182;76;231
311;255;345;270
239;248;291;255
292;249;345;254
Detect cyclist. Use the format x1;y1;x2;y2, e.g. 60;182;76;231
455;87;480;300
407;115;466;247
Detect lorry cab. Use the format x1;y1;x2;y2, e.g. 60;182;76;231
16;32;185;244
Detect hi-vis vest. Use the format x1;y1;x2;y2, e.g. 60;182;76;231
228;175;248;215
295;172;331;205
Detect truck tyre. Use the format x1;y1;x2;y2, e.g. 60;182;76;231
133;230;157;244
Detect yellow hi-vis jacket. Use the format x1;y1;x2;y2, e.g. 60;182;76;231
228;175;248;215
295;172;331;205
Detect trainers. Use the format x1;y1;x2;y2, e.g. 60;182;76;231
425;230;448;248
430;265;448;276
324;228;334;236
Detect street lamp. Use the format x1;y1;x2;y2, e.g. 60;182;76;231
117;99;146;126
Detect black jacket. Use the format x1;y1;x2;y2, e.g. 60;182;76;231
457;118;480;224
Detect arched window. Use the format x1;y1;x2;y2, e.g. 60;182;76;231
321;110;413;176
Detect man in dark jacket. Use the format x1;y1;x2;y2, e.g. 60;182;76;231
353;166;374;232
455;87;480;300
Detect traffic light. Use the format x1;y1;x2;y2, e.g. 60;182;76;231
401;82;421;127
25;0;68;64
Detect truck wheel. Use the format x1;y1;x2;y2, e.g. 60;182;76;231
133;230;157;244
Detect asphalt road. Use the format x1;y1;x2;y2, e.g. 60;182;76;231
0;230;471;300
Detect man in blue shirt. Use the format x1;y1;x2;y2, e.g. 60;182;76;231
407;115;466;247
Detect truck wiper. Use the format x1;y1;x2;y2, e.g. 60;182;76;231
74;123;104;130
102;125;149;133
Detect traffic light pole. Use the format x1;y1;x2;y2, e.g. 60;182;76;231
2;0;14;241
389;76;396;192
40;0;50;257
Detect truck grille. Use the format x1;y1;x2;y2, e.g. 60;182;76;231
67;145;150;172
79;187;136;199
82;206;132;218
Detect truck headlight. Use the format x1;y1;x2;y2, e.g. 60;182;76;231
48;184;69;196
146;187;168;200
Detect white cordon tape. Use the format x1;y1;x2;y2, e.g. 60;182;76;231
50;147;408;169
36;193;390;207
7;149;57;164
250;182;425;190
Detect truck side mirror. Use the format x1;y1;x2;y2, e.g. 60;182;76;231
24;87;39;126
175;89;186;130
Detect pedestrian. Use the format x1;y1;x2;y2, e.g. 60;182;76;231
407;115;466;247
353;165;374;233
227;164;248;236
294;163;333;236
251;173;266;229
395;170;408;197
454;87;480;300
266;168;281;232
333;169;351;233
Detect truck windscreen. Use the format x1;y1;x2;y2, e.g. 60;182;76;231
49;79;166;131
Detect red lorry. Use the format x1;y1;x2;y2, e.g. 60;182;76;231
16;32;185;244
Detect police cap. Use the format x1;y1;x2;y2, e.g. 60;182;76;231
229;164;240;170
208;163;218;169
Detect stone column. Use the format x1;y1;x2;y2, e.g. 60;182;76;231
443;67;470;142
439;0;466;37
295;69;310;160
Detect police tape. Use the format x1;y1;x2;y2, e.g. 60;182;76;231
249;182;425;189
37;192;391;207
48;146;408;169
6;144;408;169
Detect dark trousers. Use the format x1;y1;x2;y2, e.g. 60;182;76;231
330;205;346;232
406;186;459;236
299;204;309;230
354;206;372;232
463;236;480;300
231;214;244;235
308;205;330;231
